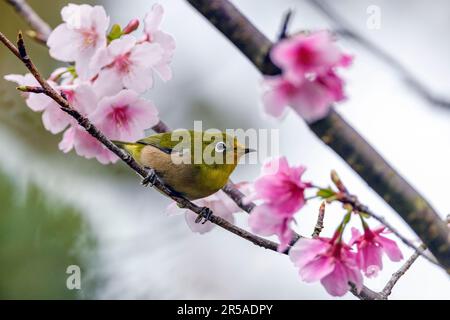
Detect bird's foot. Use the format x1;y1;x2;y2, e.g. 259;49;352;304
142;169;158;187
195;206;213;224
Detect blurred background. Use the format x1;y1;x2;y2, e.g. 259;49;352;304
0;0;449;299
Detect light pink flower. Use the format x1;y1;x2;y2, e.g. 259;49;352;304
350;226;403;277
271;31;352;85
262;70;346;123
91;35;163;96
248;204;294;252
90;89;159;141
47;4;110;79
143;3;176;82
41;83;98;134
59;126;118;164
247;157;310;215
166;191;242;234
4;73;46;110
289;237;363;296
4;74;95;134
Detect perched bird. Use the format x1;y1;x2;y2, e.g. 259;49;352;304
113;130;254;201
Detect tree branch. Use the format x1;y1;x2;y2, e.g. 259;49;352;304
379;244;426;299
185;0;450;273
306;0;450;110
277;9;293;41
4;0;51;44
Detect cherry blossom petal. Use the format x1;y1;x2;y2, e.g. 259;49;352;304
300;256;335;283
92;67;123;97
289;238;331;269
144;4;164;35
377;235;404;262
320;261;350;297
59;127;76;153
47;24;82;62
42;104;72;134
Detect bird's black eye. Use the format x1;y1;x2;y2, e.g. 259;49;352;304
215;142;226;153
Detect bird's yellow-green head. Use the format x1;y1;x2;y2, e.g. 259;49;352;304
167;130;253;166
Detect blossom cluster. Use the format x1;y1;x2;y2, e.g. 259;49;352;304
5;3;175;164
262;31;352;123
186;156;403;297
249;157;403;296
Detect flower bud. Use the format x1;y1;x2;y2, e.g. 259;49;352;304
123;19;140;35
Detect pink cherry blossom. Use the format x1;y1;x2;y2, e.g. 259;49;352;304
91;35;163;96
289;237;363;296
143;3;176;82
47;4;110;80
350;226;403;277
248;204;294;252
41;83;98;134
59;126;118;164
247;157;310;215
4;73;80;134
246;157;311;251
166;191;242;234
271;31;352;85
262;70;346;123
90;89;159;142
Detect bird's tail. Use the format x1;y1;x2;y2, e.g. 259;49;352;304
112;140;144;160
111;140;128;149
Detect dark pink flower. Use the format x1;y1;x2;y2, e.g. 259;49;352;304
249;204;294;252
246;157;311;251
263;30;352;123
271;31;352;85
289;237;363;296
262;70;346;123
247;157;310;215
350;226;403;277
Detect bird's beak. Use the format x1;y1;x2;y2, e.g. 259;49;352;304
244;147;256;154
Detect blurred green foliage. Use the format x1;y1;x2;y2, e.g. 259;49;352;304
0;0;100;299
0;170;95;299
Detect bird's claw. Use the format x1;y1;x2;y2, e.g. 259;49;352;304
195;207;213;224
142;169;158;187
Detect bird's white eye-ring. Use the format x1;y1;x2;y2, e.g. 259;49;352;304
215;142;227;153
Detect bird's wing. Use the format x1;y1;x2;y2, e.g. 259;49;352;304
137;132;194;154
137;134;173;154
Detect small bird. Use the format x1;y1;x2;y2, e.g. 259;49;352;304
113;130;254;201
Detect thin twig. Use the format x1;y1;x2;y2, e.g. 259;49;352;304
312;202;326;238
17;85;45;93
339;193;438;267
277;9;293;40
0;31;283;255
306;0;450;110
5;0;51;44
379;244;426;299
330;170;439;267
